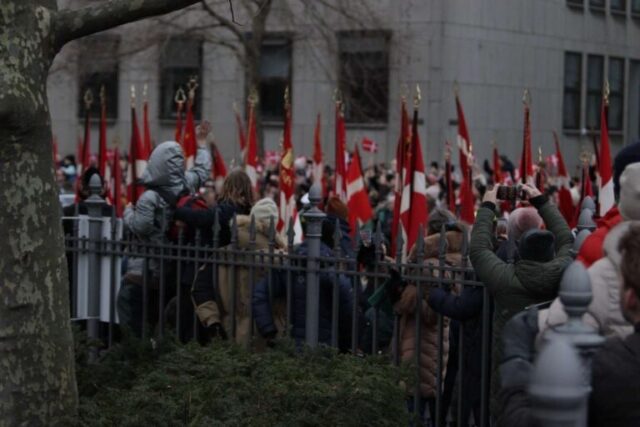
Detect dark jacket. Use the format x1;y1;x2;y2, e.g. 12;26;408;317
326;214;355;259
469;195;573;417
589;328;640;427
252;241;354;350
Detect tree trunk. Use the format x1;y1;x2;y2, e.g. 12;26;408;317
0;0;200;423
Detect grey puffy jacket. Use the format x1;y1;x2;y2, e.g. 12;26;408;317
124;141;211;275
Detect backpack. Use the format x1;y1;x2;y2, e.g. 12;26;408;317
167;193;209;243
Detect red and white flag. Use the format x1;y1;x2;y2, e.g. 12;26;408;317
112;147;124;218
182;98;198;170
98;91;109;179
598;95;614;217
391;101;410;255
76;103;92;201
312;113;324;189
520;97;534;184
554;131;575;224
455;92;475;224
334;101;347;202
175;100;184;144
127;106;148;205
245;100;259;191
278;95;296;233
211;143;227;181
234;104;247;155
493;145;502;184
346;146;373;235
361;137;378;153
400;107;429;256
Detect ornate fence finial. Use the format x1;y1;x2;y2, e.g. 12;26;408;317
572;228;592;254
580;196;596;214
576;208;596;232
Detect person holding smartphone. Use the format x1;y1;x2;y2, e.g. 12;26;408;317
469;184;574;421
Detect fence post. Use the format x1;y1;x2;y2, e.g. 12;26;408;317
576;209;596;233
543;261;604;424
303;184;326;348
84;174;107;361
529;337;590;426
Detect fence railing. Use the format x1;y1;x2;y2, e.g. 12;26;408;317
63;176;605;426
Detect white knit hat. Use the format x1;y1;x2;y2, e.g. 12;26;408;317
618;163;640;221
250;198;278;223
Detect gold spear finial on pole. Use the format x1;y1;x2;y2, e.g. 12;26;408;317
604;80;610;106
453;80;460;97
174;87;187;106
284;85;290;108
112;135;121;148
99;85;106;107
400;83;409;102
248;87;259;106
130;85;136;108
538;146;544;164
444;140;451;161
143;83;148;102
84;89;93;111
414;84;421;108
522;88;531;106
580;150;591;166
187;76;198;101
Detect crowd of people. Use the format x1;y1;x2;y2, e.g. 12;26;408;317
60;121;640;426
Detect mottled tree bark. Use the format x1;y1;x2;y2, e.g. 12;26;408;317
0;0;199;424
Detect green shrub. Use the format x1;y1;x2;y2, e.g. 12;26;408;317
75;336;410;427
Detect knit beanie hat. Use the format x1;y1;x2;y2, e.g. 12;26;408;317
427;208;457;235
250;198;278;223
618;163;640;221
518;229;555;262
614;140;640;198
507;207;543;240
326;196;348;221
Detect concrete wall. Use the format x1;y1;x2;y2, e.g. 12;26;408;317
49;0;640;176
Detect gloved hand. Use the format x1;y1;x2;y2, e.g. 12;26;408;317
499;307;539;389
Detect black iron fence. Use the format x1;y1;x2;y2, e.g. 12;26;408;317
63;176;604;427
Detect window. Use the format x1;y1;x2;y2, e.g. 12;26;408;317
611;0;627;13
609;57;625;130
587;55;604;129
159;38;202;120
633;0;640;15
258;37;292;122
630;61;640;140
338;31;390;124
78;36;119;119
567;0;584;8
563;52;582;130
589;0;605;10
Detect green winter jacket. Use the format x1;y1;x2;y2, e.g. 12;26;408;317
469;196;574;419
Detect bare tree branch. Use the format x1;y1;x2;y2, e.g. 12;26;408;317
201;0;245;37
54;0;202;48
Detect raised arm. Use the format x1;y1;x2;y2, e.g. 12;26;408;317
54;0;201;48
523;185;574;258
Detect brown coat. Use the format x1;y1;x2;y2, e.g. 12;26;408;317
395;230;465;398
216;216;286;347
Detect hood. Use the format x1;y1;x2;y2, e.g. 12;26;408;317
603;221;640;268
423;230;465;259
140;141;188;203
235;215;285;249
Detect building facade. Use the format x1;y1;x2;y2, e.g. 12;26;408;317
49;0;640;175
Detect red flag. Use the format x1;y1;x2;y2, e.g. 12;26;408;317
76;105;92;201
245;100;259;191
52;136;59;168
361;137;378;153
312;113;324;192
493;145;502;184
519;98;534;184
278;94;296;233
554;131;575;224
445;142;455;213
347;146;373;235
598;94;614;217
76;136;83;174
143;99;153;155
391;101;410;255
112;147;124;217
334;101;347;202
455;92;475;223
175;101;184;143
127;106;147;204
401;107;429;255
211;144;227;180
182;100;198;169
98;91;108;179
234;105;247;152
